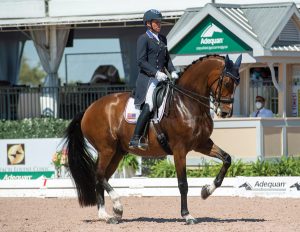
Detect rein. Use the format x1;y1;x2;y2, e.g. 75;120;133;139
169;82;212;109
168;68;235;111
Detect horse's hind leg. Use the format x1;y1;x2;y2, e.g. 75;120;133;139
196;139;231;199
104;151;125;220
95;147;118;224
95;148;124;224
95;180;116;223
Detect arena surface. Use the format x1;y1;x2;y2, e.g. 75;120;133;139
0;196;299;232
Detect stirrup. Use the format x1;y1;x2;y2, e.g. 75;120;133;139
129;136;148;151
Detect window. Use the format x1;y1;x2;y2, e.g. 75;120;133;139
249;67;278;114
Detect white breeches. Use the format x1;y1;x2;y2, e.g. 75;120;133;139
145;78;159;111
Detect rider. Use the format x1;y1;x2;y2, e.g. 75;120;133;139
128;9;179;150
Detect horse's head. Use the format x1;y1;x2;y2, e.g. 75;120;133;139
209;55;242;118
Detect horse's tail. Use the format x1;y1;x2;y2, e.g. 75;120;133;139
64;112;97;207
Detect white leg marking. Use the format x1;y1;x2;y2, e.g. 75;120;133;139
208;182;217;195
109;190;123;218
109;190;120;202
183;214;195;221
98;204;111;221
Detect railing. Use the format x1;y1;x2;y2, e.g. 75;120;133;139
0;81;278;120
0;84;134;120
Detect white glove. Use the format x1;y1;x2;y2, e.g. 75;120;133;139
171;71;179;79
155;71;168;82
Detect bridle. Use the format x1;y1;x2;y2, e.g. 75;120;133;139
168;66;240;112
209;69;240;111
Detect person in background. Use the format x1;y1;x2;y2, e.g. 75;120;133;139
251;95;273;118
128;9;179;150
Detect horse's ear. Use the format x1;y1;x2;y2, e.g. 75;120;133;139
225;54;230;65
235;54;242;68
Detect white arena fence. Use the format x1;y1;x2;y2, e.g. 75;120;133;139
0;177;299;198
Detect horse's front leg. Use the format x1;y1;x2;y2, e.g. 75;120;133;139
196;138;231;199
173;150;197;225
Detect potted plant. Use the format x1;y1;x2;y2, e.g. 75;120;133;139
117;153;139;178
52;148;69;178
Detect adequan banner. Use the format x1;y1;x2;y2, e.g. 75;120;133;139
0;138;63;180
236;176;300;198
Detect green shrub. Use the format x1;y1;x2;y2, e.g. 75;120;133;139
142;157;165;176
147;157;300;178
148;158;176;178
0;118;70;139
273;157;300;176
118;154;139;171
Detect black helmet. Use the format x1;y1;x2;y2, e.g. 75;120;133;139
143;9;162;25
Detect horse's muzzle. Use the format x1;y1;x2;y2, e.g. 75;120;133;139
216;105;233;118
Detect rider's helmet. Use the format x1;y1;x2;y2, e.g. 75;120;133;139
143;9;163;25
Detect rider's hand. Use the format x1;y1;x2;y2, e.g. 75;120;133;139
171;71;179;79
155;71;168;82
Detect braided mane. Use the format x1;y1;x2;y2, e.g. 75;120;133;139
179;54;225;77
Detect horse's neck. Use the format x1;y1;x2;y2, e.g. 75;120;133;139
178;58;223;96
178;61;210;96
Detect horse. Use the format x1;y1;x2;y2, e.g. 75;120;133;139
64;54;242;225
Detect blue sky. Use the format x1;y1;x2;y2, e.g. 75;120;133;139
22;38;125;84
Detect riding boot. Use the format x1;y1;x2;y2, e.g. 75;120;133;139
129;104;151;150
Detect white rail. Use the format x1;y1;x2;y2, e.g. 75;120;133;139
0;177;299;198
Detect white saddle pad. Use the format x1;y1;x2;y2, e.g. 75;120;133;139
124;88;169;124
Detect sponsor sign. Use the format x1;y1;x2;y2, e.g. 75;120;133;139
7;144;25;165
171;15;251;54
0;139;63;180
237;176;300;197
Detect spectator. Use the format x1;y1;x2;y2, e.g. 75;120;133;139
251;96;273;118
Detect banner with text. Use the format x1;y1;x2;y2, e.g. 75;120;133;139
0;138;63;180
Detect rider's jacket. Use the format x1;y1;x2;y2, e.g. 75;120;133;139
134;30;175;108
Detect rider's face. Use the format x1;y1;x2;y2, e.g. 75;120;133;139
148;20;161;34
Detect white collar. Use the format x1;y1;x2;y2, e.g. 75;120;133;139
146;30;159;41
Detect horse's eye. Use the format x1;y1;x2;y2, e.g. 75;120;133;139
224;82;230;89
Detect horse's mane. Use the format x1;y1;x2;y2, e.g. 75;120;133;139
179;54;225;77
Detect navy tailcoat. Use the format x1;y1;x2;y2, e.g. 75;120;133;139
134;31;175;108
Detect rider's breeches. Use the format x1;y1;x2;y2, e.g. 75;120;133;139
145;78;159;111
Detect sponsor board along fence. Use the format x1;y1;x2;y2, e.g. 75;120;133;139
0;177;299;198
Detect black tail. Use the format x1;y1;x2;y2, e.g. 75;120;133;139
64;112;97;207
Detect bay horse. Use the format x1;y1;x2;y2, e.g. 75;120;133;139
64;54;242;225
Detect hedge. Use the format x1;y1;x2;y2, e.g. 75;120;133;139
148;157;300;177
0;118;70;139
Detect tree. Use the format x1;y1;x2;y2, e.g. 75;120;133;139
19;57;47;86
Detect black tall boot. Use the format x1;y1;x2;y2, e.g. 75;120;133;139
129;104;151;150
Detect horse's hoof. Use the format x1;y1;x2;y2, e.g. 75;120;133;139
186;218;197;225
113;210;123;221
106;217;119;224
113;203;123;220
201;185;211;200
184;214;197;225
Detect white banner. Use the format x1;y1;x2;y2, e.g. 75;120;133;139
236;176;300;198
0;138;63;180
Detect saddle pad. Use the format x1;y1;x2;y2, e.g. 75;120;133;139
124;89;169;124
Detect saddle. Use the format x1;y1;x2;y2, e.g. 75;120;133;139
124;82;172;154
152;82;168;112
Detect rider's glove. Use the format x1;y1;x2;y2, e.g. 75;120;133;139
171;71;179;80
155;71;168;82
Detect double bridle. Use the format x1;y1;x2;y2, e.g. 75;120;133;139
168;67;240;112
